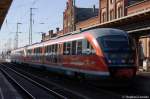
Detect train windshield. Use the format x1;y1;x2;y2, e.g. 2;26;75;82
97;35;129;51
97;35;135;66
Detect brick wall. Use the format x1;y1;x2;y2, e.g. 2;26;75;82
63;0;74;34
75;16;99;30
99;0;127;23
99;0;108;23
127;0;150;15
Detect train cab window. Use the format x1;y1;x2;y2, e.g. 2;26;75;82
128;36;136;51
77;40;82;55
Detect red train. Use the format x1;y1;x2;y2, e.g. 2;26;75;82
11;28;137;78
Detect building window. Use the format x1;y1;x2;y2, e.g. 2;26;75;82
110;10;114;20
118;6;123;18
102;12;107;22
110;0;114;4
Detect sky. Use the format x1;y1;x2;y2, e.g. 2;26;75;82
0;0;99;52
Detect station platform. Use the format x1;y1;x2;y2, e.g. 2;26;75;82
137;71;150;78
0;71;22;99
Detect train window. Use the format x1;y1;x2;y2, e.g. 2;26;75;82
72;41;77;55
98;35;129;49
77;40;82;55
63;43;67;55
40;47;42;54
45;46;47;53
55;44;58;54
52;45;55;54
47;46;49;53
82;39;96;55
27;49;32;56
34;48;36;55
66;42;71;55
63;42;71;55
36;48;38;54
57;44;62;55
47;46;50;53
46;46;49;53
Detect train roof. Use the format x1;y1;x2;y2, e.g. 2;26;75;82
11;28;127;51
84;28;128;38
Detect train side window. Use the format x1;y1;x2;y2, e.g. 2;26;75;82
77;40;82;55
46;46;48;53
63;42;71;55
66;42;71;55
53;44;56;55
63;43;67;55
28;49;32;56
47;46;49;53
72;41;77;55
39;47;41;53
37;48;38;53
44;46;46;53
37;48;39;54
47;45;50;53
51;45;54;54
82;39;96;55
82;39;87;55
34;48;36;55
55;44;58;55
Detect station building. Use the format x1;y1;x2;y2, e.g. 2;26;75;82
42;0;150;71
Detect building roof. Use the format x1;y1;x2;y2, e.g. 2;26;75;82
0;0;13;29
75;7;99;22
128;0;148;6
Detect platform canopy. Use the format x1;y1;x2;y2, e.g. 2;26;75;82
0;0;12;29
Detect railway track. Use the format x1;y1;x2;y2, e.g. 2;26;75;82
5;62;148;99
5;62;150;98
0;63;89;99
2;62;123;99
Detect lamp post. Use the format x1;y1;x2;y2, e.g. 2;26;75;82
15;22;22;49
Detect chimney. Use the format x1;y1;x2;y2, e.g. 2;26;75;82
49;30;53;38
49;30;53;35
56;27;59;32
42;33;46;40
